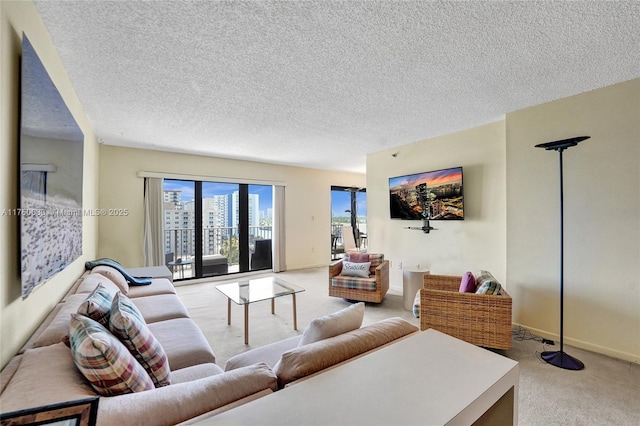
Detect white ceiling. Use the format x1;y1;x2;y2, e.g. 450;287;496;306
33;1;640;174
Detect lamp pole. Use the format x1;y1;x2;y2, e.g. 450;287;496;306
535;136;588;371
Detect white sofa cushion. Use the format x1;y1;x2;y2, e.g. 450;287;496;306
298;302;365;346
126;278;176;298
31;293;90;348
148;318;217;369
0;343;95;413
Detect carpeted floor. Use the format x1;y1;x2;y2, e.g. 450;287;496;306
176;267;640;425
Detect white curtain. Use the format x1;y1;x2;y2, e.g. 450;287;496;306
143;177;164;267
272;185;286;272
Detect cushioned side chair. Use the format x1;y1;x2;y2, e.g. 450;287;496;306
329;253;389;303
419;274;512;350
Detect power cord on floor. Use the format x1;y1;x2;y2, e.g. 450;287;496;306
512;325;556;363
512;325;543;343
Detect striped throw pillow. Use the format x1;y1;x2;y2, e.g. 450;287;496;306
109;292;171;387
77;283;113;327
69;314;153;395
475;270;502;295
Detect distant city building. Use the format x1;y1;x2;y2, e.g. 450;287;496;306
164;189;271;257
164;190;182;209
231;191;260;231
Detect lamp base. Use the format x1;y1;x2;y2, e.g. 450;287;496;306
541;350;585;370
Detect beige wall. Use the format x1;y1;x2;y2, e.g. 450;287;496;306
0;1;100;369
366;121;507;291
506;79;640;362
367;79;639;363
98;145;365;270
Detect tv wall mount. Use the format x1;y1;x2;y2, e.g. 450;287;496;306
405;217;436;234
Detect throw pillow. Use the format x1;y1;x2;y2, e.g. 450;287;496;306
109;292;171;387
475;270;502;295
413;289;421;318
69;314;154;396
91;265;129;294
299;302;365;346
77;283;114;327
340;261;371;278
459;271;476;293
348;253;370;263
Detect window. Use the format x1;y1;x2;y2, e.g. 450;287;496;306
163;180;273;280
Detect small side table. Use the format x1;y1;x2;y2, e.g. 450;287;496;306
403;269;429;311
168;259;194;279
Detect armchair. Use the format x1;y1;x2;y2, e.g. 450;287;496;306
419;274;512;350
329;253;389;303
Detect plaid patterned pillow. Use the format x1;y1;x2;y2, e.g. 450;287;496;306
77;283;113;327
69;314;154;395
475;270;502;295
109;292;171;387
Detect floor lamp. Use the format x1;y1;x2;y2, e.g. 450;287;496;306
535;136;589;371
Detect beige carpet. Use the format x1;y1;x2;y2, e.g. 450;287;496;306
176;267;640;425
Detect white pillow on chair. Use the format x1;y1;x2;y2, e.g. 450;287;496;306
340;261;371;278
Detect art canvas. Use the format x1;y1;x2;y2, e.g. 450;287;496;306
20;35;84;297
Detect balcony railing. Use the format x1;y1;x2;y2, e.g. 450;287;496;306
164;225;272;279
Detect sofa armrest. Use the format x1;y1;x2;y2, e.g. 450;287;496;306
274;317;418;388
423;274;461;292
96;363;277;426
374;259;389;284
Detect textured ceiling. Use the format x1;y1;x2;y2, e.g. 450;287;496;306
33;1;640;173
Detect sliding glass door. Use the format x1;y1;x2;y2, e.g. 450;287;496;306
331;186;366;260
163;179;273;280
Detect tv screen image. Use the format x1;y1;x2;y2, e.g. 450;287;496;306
389;167;463;220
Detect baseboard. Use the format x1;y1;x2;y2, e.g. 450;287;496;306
286;262;331;271
512;322;639;364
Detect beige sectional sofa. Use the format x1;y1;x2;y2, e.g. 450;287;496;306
224;302;419;388
1;269;419;425
0;266;277;425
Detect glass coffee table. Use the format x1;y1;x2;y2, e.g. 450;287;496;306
216;277;305;344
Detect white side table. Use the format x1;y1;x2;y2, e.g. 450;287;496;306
402;269;429;311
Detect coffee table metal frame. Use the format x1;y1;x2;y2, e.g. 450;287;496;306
215;276;305;344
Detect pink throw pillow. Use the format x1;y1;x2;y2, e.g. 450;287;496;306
459;271;476;293
348;253;370;263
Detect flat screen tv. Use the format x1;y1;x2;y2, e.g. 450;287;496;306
389;166;464;220
20;34;84;298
